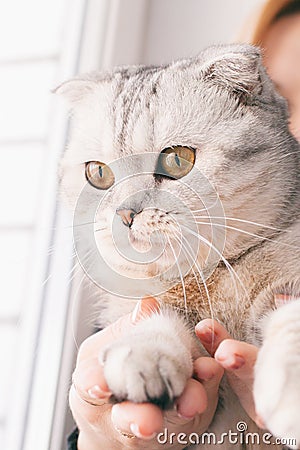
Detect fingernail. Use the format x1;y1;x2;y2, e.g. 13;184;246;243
131;300;142;323
87;384;109;399
197;372;214;382
131;297;160;323
196;324;215;344
176;402;201;420
177;411;196;420
217;354;245;370
130;423;157;440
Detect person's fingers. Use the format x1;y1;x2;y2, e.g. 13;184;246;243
72;357;111;403
73;296;160;399
215;339;257;374
160;359;223;437
112;378;209;438
78;296;160;361
194;356;224;389
214;338;259;423
195;320;257;386
195;319;231;356
176;378;208;419
111;380;208;437
70;298;163;446
70;383;164;441
131;295;161;322
193;357;224;425
69;383;111;427
111;402;164;439
195;319;261;426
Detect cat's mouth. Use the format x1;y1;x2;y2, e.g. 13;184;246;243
95;221;183;275
93;205;222;284
92;217;222;289
128;232;153;253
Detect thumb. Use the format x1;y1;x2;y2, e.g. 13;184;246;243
73;296;160;403
131;296;161;324
109;295;161;339
80;296;161;358
195;319;259;424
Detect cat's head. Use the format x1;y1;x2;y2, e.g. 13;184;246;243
56;44;299;297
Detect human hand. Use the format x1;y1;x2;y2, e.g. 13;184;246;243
196;302;300;449
70;297;224;450
195;318;262;426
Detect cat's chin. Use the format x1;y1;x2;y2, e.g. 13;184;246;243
128;232;153;253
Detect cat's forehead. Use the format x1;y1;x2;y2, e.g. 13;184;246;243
72;60;209;163
64;44;274;165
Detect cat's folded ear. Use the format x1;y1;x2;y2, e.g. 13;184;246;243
201;44;263;98
53;76;98;106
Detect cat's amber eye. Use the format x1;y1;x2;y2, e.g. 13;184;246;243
85;161;115;190
158;146;195;179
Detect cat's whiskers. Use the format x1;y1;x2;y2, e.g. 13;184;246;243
42;242;91;351
174;240;207;322
48;220;97;231
69;247;94;286
194;220;275;242
181;233;215;322
94;227;107;233
70;245;101;349
190;196;222;215
170;231;199;290
193;218;300;250
181;224;248;308
71;271;90;351
171;229;215;322
166;234;188;314
43;247;77;290
72;221;97;229
191;213;285;232
68;259;83;285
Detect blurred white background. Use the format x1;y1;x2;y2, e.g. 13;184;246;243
0;1;263;449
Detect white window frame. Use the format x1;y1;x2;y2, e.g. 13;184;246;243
50;2;151;448
5;1;151;449
5;2;88;450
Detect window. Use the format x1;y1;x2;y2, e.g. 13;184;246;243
0;1;88;449
1;1;263;449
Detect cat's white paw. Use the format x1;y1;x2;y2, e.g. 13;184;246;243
100;317;193;408
254;302;300;449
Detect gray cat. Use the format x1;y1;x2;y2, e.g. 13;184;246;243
56;44;300;449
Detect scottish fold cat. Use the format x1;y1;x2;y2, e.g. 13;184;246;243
56;44;300;449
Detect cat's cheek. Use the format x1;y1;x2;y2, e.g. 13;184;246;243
60;165;87;210
94;234;150;278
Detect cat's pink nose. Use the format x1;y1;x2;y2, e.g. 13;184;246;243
116;209;137;227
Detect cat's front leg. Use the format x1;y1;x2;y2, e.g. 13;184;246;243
100;309;196;408
254;299;300;449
